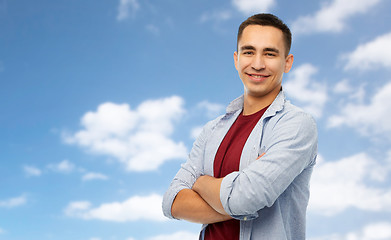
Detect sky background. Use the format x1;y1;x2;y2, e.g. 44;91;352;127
1;0;391;239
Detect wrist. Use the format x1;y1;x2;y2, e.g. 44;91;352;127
193;175;207;193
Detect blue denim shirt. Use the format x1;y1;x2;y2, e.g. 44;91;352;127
162;91;318;240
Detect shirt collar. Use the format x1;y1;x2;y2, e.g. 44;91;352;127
226;90;286;117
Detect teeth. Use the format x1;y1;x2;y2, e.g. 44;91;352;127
251;75;263;78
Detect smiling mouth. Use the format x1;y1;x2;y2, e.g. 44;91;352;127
247;73;270;80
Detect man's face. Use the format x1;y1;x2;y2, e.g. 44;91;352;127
234;25;293;101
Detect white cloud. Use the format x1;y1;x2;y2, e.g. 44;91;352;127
362;222;391;240
23;165;42;177
343;32;391;71
333;79;366;104
64;201;91;216
47;160;75;174
333;79;367;106
309;222;391;240
328;81;391;139
196;100;225;119
89;238;101;240
333;79;352;94
309;153;391;216
0;195;27;208
292;0;383;34
64;194;165;222
147;231;199;240
117;0;139;21
0;227;4;234
232;0;275;15
284;63;328;118
82;172;108;181
64;96;187;172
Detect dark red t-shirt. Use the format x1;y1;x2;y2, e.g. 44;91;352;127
204;106;268;240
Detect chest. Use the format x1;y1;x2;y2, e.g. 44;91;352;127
203;113;267;176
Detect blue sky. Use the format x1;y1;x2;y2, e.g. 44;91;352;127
1;0;391;239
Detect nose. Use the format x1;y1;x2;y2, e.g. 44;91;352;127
251;55;265;71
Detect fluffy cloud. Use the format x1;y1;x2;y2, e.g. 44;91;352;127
147;231;199;240
82;172;108;181
0;195;27;208
333;79;366;106
117;0;139;21
328;81;391;139
343;32;391;71
309;222;391;240
47;160;75;174
309;153;391;216
23;165;42;177
196;100;225;119
284;63;328;118
292;0;383;34
232;0;275;15
64;96;187;171
333;79;352;94
64;194;165;222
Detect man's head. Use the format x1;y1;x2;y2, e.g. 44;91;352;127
237;13;292;57
234;14;294;109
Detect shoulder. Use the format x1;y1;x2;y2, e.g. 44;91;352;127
278;100;316;126
265;100;318;139
194;114;224;142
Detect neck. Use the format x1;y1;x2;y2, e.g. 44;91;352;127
242;88;280;115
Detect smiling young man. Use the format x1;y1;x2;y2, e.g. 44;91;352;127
162;13;318;240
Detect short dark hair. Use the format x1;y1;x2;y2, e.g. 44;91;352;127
237;13;292;56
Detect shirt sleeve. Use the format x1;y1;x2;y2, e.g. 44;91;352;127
220;111;318;219
162;118;217;219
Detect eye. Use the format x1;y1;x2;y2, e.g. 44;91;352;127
265;52;276;57
242;51;254;55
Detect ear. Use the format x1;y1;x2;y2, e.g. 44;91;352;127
234;51;239;70
284;54;294;73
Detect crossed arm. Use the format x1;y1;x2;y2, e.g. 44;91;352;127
171;176;231;224
171;153;268;223
167;111;318;225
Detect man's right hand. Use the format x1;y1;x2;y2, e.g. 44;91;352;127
171;189;232;224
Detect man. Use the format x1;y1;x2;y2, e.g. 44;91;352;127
162;13;317;240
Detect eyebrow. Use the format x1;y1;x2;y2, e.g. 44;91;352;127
264;47;279;54
240;45;256;51
239;45;280;54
